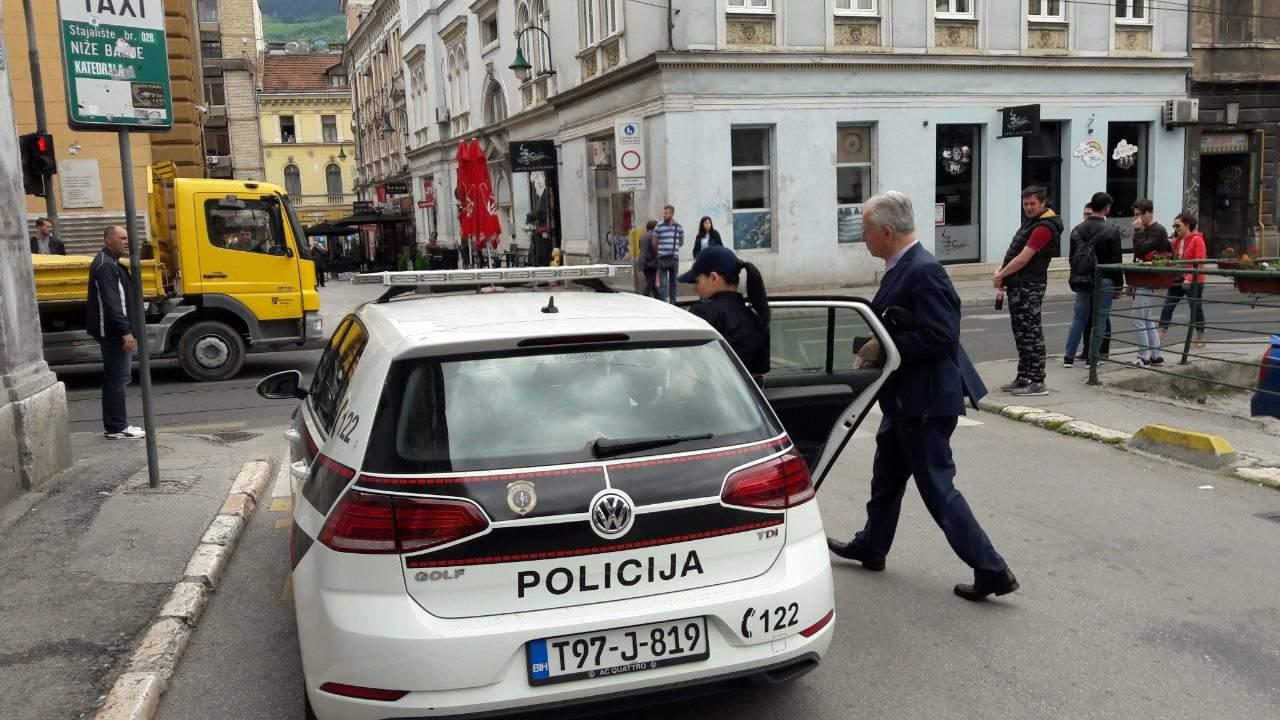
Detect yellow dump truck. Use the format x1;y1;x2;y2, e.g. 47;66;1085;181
35;173;323;381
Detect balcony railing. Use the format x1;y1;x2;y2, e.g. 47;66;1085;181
288;193;356;208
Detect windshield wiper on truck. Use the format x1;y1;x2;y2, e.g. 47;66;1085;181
591;433;714;459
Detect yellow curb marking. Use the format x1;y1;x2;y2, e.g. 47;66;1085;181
269;497;293;512
1134;424;1235;455
280;576;293;602
275;518;292;530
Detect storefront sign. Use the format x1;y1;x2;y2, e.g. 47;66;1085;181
353;200;373;212
999;104;1040;139
615;119;646;189
59;158;103;208
385;181;409;195
1200;133;1249;155
1112;139;1139;170
510;140;557;173
58;0;173;130
422;177;436;208
934;203;946;226
1072;139;1104;168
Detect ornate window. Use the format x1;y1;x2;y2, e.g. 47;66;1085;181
483;80;508;126
326;164;343;198
284;164;302;197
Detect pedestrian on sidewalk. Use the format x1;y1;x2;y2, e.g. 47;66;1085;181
1064;193;1123;368
654;205;685;304
1130;199;1173;366
993;186;1062;396
88;226;145;440
827;191;1018;602
308;238;328;288
29;218;66;255
640;220;660;299
1158;211;1208;348
692;216;722;258
678;245;770;377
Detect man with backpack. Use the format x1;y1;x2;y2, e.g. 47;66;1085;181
1063;193;1123;368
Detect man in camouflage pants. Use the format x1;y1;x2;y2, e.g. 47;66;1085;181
993;187;1062;397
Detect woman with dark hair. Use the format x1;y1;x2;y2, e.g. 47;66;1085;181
678;245;771;376
691;216;723;258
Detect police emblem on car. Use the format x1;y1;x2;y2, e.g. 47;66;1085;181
590;489;635;539
507;480;537;516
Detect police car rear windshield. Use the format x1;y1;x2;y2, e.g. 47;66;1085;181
362;341;780;473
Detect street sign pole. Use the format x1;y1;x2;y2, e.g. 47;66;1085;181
117;129;160;487
58;0;175;488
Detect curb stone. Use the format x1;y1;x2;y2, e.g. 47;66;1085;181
93;457;276;720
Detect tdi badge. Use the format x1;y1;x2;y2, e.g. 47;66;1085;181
507;480;537;516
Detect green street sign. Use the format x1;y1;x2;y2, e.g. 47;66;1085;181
58;0;173;131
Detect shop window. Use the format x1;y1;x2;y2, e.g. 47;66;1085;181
322;115;338;143
1105;121;1149;247
836;125;875;244
731;127;773;251
935;124;983;264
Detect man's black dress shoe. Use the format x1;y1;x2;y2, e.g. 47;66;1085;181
954;569;1020;601
825;539;886;571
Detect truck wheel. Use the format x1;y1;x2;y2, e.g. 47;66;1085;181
178;320;245;382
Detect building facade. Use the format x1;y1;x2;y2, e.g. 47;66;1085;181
5;0;207;251
345;0;411;210
259;53;358;224
199;0;267;181
392;1;1191;285
1186;0;1280;258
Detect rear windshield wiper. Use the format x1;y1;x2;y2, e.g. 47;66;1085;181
592;433;714;459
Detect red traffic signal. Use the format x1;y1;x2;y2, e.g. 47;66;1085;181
21;133;57;175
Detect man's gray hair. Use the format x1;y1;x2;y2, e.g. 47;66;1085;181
864;191;915;235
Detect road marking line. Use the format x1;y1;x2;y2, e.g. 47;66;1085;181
275;518;292;529
160;420;249;433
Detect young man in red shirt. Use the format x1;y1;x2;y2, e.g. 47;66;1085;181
993;186;1063;397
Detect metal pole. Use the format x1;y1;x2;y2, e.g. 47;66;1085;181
22;0;58;227
1088;265;1103;386
667;0;675;52
117;129;160;488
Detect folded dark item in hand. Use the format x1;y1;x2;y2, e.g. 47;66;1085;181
881;305;916;332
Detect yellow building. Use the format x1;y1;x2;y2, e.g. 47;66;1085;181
4;0;206;252
259;53;357;225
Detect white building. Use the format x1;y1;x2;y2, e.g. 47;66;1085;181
395;0;1192;285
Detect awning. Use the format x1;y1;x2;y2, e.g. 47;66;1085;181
304;222;358;236
333;210;413;226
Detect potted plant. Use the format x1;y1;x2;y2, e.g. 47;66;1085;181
1124;252;1182;289
1234;258;1280;295
1216;245;1258;270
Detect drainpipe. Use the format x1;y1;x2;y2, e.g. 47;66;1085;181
1256;128;1271;255
667;0;674;51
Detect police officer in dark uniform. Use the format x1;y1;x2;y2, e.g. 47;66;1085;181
677;245;770;377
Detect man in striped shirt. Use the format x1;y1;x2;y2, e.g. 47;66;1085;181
654;205;685;304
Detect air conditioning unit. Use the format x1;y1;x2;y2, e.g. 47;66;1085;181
435;106;451;124
1163;99;1199;127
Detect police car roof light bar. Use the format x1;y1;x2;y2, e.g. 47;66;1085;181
354;264;626;288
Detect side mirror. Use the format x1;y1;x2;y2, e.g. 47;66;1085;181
256;370;307;400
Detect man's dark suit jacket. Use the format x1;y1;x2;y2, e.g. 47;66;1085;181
30;234;66;255
871;243;986;418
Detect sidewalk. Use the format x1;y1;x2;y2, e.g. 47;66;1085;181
974;358;1280;468
0;430;280;720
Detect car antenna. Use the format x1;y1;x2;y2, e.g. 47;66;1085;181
541;296;558;314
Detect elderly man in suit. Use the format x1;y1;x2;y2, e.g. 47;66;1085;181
827;191;1019;602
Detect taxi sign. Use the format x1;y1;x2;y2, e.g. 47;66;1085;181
58;0;174;130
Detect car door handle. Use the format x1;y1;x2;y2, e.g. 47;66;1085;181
203;272;227;279
284;427;301;443
290;460;311;482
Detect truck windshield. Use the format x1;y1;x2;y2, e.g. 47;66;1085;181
280;194;311;259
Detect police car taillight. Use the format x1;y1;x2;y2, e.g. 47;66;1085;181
721;450;815;510
319;489;489;554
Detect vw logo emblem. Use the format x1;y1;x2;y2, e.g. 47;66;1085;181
589;489;635;539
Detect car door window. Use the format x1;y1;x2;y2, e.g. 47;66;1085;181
764;300;899;487
205;198;290;256
309;317;368;433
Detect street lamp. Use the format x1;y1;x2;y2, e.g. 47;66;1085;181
509;26;556;82
337;145;348;161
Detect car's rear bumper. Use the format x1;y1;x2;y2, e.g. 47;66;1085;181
296;526;834;720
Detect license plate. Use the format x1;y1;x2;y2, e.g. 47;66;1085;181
527;617;709;686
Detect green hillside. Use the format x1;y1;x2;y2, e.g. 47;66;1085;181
263;14;346;44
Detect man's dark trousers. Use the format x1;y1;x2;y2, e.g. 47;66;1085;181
854;415;1008;574
98;339;132;434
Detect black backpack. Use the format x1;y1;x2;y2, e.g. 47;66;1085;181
1068;230;1098;292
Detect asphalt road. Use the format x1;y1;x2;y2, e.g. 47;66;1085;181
157;409;1280;719
55;283;1272;436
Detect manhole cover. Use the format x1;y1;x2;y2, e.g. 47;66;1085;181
213;431;261;444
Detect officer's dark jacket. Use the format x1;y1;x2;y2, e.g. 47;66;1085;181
689;291;770;376
872;243;985;418
87;249;133;339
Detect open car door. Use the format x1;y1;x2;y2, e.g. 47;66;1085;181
762;298;901;489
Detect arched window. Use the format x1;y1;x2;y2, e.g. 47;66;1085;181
517;2;532;73
482;80;507;126
325;164;343;197
284;164;302;197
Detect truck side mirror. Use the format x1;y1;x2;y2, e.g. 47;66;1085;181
256;370;307;400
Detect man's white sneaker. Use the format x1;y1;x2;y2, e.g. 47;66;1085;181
105;426;146;440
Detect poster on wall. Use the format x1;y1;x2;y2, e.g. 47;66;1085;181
837;205;864;244
58;158;103;208
732;211;772;251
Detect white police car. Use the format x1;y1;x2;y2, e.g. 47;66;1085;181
256;266;899;719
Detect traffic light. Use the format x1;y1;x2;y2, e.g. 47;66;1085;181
20;133;56;197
